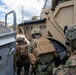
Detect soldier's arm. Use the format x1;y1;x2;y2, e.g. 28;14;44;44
27;42;37;65
27;43;33;54
16;46;21;60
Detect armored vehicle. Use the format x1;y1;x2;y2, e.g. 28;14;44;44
2;0;75;74
18;0;76;45
18;0;76;66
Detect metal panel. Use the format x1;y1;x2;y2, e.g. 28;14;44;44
0;24;16;75
0;24;13;35
0;37;15;46
0;48;15;75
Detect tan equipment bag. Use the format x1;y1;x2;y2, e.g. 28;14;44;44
33;37;55;58
28;53;37;64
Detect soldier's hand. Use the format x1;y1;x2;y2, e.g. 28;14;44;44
54;51;59;57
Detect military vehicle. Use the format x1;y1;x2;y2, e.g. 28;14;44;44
1;0;75;74
0;10;17;75
18;0;76;66
18;0;76;46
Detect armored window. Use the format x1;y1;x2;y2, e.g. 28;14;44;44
40;25;46;29
26;25;33;30
26;26;30;30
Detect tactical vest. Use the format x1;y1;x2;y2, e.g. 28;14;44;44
32;37;55;58
28;37;55;64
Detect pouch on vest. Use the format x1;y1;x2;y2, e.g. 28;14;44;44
33;37;55;57
28;53;37;64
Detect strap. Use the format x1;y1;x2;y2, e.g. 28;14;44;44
41;59;54;72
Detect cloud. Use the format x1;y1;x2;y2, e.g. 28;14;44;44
0;0;45;25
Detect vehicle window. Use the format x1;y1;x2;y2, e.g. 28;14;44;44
40;25;46;29
26;25;33;30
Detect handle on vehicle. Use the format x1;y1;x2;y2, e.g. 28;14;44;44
8;47;15;55
5;10;16;31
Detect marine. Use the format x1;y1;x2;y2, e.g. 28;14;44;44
53;24;76;75
27;28;56;75
16;37;30;75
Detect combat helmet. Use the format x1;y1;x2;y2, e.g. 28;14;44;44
65;24;76;41
17;37;24;42
31;28;42;36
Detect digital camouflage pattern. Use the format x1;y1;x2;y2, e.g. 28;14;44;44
28;47;55;75
36;53;55;75
64;55;76;75
54;67;76;75
27;28;55;75
31;28;41;36
65;55;76;67
54;55;76;75
53;24;76;75
65;23;76;41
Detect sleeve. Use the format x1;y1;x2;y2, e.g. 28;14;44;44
27;40;37;54
16;45;21;59
27;42;34;54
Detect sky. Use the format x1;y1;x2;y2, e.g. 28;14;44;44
0;0;45;25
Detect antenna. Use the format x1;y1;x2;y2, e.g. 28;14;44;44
22;6;24;22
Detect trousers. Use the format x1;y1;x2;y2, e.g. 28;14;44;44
17;59;30;75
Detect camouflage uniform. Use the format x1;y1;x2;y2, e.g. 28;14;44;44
27;28;56;75
16;37;30;75
53;24;76;75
